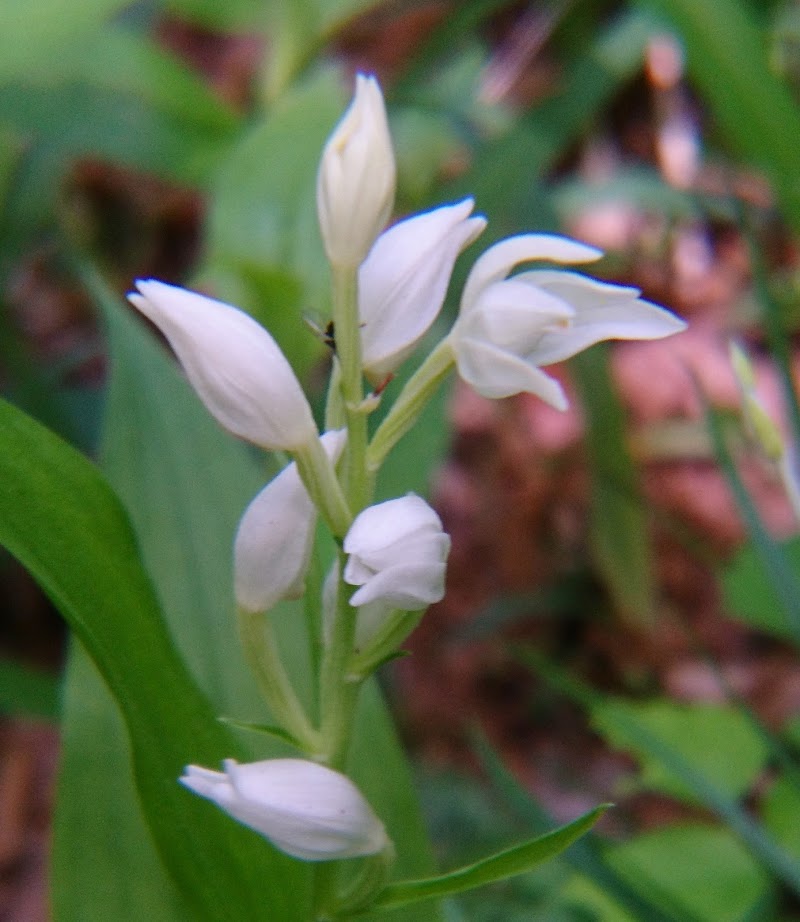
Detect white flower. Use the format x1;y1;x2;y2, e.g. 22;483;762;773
128;280;317;450
449;235;687;410
343;495;450;613
180;758;389;861
235;430;347;613
359;199;486;382
317;73;396;268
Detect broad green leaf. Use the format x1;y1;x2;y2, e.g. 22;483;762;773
636;0;800;233
0;656;59;719
370;805;609;913
0;395;305;920
573;345;654;623
763;774;800;860
53;642;190;921
724;536;800;639
0;0;129;82
607;825;771;922
565;824;771;922
593;700;769;803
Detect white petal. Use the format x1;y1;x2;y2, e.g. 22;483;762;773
455;337;569;408
316;74;396;267
234;430;346;613
343;494;444;561
457;279;574;353
460;234;602;313
129;280;317;450
514;269;687;365
349;560;448;610
359;199;486;379
181;759;388;861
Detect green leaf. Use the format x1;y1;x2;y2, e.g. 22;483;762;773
473;731;688;922
724;536;800;639
573;345;654;623
592;700;769;803
636;0;800;233
53;642;191;920
763;774;800;861
564;824;772;921
369;805;610;913
0;656;59;719
0;395;306;920
606;825;771;922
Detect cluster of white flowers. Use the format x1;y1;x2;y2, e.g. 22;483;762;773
129;73;685;871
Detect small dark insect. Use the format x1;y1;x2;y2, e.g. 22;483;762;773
304;315;337;353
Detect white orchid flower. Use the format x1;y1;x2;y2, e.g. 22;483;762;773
234;430;347;614
317;73;396;268
180;758;389;861
359;199;486;382
343;495;450;614
449;235;687;410
128;280;317;450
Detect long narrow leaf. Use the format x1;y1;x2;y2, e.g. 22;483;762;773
369;805;609;913
472;731;696;922
0;397;304;920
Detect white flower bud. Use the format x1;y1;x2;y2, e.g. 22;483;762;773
359;199;486;382
180;758;389;861
343;495;450;613
234;430;346;613
317;73;396;267
450;235;687;409
129;280;317;450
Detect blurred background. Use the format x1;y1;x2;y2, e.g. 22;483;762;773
2;0;800;919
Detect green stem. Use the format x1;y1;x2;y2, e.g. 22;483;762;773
331;265;369;512
319;550;363;769
294;435;352;539
236;607;320;754
367;339;455;474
